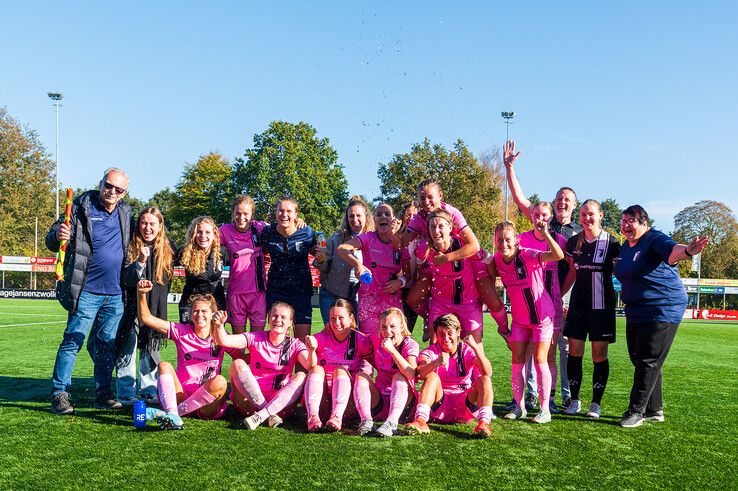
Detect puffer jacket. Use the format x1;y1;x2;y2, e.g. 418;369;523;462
45;190;134;312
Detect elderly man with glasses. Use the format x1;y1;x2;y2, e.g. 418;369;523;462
46;167;135;415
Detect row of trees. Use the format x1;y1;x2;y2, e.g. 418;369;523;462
1;105;737;307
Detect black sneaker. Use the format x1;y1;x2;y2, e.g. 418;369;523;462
95;390;123;410
51;392;75;415
620;411;644;428
644;410;665;422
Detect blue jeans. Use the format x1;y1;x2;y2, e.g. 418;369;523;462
51;291;124;397
318;287;358;327
115;319;160;400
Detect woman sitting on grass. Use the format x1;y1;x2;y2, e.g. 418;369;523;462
405;314;494;438
137;279;238;429
211;302;317;430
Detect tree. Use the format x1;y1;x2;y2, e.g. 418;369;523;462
673;200;738;279
147;187;183;243
231;121;348;233
169;152;233;242
600;198;623;238
377;139;502;248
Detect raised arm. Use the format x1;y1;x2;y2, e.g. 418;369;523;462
434;226;481;266
137;280;170;334
416;352;448;380
466;335;493;377
337;237;365;276
504;140;535;222
382;338;418;381
211;311;248;349
537;221;565;262
668;236;709;266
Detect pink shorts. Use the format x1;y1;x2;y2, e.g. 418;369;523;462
429;299;483;335
430;388;477;424
510;319;554;343
227;292;267;328
182;385;228;420
358;294;402;335
374;373;418;421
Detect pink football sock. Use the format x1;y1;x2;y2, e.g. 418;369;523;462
232;363;265;408
478;405;492;424
535;362;552;411
353;379;373;421
177;385;217;416
331;376;351;419
414;403;430;422
386;378;409;424
257;377;304;420
157;372;178;415
304;371;324;417
511;362;525;407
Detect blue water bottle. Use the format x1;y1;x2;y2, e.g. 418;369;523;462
360;270;373;284
133;399;147;429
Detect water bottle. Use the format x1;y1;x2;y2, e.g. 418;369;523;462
133;399;147;429
316;232;327;263
360;270;373;284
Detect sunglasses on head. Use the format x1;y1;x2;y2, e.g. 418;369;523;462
103;181;127;195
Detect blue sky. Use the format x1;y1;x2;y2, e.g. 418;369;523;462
3;1;737;232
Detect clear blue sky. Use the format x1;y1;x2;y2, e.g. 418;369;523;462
3;1;737;232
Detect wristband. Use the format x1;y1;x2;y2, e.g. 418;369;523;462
684;248;693;258
397;275;407;288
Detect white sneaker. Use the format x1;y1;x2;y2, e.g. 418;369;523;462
586;402;601;418
357;418;375;436
375;420;397;437
243;412;263;430
504;405;527;420
532;410;552;424
564;399;582;415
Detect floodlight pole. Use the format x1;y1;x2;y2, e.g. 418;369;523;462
501;112;515;221
48;92;63;219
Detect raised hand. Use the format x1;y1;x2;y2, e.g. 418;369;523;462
212;311;228;328
687;236;710;256
305;335;318;351
464;334;478;349
503;140;521;168
57;222;71;241
535;219;549;235
137;245;151;264
439;351;450;367
381;337;396;353
137;279;153;294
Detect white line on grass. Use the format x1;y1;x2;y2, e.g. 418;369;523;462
0;312;67;317
0;321;67;328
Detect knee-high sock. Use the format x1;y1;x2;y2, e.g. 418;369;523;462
177;385;216;416
386;379;409;424
592;359;609;405
353;380;373;421
477;405;492;424
534;362;552;410
490;308;508;331
331;377;351;419
304;372;324;417
567;355;583;400
511;362;525;407
157;372;178;415
414;403;430;422
549;358;558;398
257;378;303;420
232;364;265;408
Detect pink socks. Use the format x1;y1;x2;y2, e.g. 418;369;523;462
331;376;351;419
177;385;216;416
257;378;304;420
386;379;409;424
304;371;324;417
511;362;525;407
353;379;373;421
232;363;265;408
477;405;493;424
157;372;178;415
415;403;431;422
534;362;552;411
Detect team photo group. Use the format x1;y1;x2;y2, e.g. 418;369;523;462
46;139;708;438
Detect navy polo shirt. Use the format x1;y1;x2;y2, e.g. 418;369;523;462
83;199;124;295
262;225;317;294
614;229;687;324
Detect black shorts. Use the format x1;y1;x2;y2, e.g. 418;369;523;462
266;289;313;326
563;308;616;343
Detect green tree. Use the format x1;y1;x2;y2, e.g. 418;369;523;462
601;198;623;238
231;121;348;233
378;139;502;248
673;200;738;279
147;187;183;243
169;152;233;241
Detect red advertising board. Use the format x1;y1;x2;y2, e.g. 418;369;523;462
689;309;738;321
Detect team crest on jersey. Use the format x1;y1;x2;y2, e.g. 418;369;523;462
633;251;641;261
319;359;327;366
295;241;303;252
255;362;262;369
370;261;377;269
184;353;192;361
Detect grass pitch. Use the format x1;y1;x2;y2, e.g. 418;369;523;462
0;298;736;490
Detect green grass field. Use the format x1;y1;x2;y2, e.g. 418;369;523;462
0;299;736;490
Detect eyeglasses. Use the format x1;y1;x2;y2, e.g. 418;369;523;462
103;181;127;195
620;217;638;225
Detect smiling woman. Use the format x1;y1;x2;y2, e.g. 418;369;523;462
614;205;709;428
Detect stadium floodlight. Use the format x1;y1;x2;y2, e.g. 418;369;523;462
48;92;64;218
501;111;515;221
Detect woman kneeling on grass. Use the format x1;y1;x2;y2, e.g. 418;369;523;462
303;299;373;433
353;308;419;437
137;280;238;429
211;302;317;430
405;314;494;438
